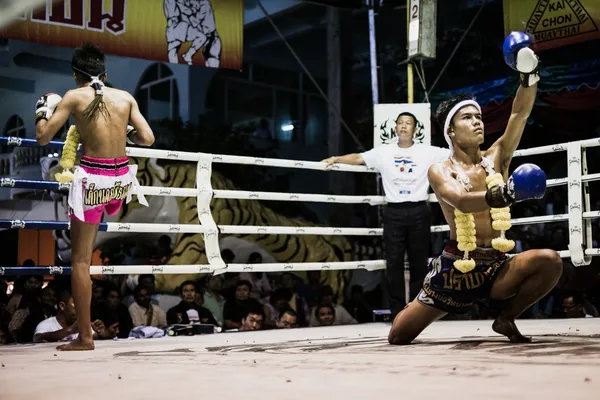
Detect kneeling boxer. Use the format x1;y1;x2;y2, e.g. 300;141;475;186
35;43;155;350
388;32;563;345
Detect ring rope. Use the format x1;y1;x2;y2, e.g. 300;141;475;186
0;135;597;275
0;219;384;236
0;260;386;276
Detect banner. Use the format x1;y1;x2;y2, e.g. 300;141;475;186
373;103;431;148
0;0;243;70
503;0;600;52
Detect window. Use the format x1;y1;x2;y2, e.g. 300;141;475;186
135;63;179;122
3;115;25;138
206;62;329;145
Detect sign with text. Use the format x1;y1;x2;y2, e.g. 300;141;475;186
503;0;600;51
373;103;431;148
0;0;243;69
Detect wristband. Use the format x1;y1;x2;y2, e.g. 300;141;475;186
485;185;513;208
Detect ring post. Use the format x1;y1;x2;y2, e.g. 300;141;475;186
567;142;591;266
196;153;226;275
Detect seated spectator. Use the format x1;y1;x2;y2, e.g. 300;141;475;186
297;270;323;309
203;275;226;326
343;285;373;323
34;290;117;342
13;284;58;343
8;285;43;343
95;284;133;338
312;304;335;327
223;280;262;330
128;285;167;328
263;288;293;329
280;272;309;326
240;305;264;332
276;308;297;329
239;252;271;300
167;281;217;325
7;271;43;317
123;274;160;306
562;293;599;318
309;285;357;327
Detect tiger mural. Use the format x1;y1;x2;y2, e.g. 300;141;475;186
45;156;365;298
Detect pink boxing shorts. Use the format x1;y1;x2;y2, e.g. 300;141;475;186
68;156;148;224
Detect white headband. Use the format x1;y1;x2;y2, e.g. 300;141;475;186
443;99;481;155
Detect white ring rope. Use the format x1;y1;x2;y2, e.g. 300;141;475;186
2;135;600;274
126;146;375;173
105;222;383;236
90;260;385;275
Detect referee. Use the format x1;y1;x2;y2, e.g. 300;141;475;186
322;112;449;317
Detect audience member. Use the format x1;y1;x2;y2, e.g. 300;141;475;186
309;285;356;327
203;275;226;326
95;284;133;338
128;285;167;328
223;280;262;330
276;308;297;329
239;305;264;332
167;281;217;325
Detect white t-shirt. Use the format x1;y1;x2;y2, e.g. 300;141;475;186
361;143;450;203
33;316;78;343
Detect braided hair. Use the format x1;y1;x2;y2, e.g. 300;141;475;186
71;43;110;121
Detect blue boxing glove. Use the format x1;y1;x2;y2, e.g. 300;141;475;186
485;164;546;208
503;32;540;88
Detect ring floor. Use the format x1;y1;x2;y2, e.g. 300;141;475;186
1;319;599;399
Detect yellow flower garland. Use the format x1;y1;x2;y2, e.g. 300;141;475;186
54;125;80;183
454;173;515;273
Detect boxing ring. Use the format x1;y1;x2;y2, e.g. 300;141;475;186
0;136;599;399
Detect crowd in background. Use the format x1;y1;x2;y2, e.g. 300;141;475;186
0;242;375;344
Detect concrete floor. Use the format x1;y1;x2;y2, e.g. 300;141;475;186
1;319;599;400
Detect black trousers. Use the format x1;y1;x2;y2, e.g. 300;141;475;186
383;201;431;317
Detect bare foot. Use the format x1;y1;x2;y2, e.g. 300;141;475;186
492;318;532;343
56;338;95;351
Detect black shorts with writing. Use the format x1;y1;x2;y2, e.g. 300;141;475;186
416;240;508;314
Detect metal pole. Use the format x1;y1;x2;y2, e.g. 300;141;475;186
369;5;384;236
407;0;414;104
368;9;379;106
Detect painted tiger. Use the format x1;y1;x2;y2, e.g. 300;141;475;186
45;156;372;298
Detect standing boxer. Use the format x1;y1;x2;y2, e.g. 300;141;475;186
388;32;563;345
35;43;155;350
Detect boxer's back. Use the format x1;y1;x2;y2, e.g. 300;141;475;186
70;86;133;158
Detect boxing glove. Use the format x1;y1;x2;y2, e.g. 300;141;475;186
503;32;540;88
35;93;62;124
485;163;546;208
126;124;137;145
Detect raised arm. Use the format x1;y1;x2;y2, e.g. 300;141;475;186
492;84;537;166
127;94;155;146
36;91;76;145
428;163;490;214
490;32;540;167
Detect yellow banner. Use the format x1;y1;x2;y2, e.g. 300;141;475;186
0;0;243;70
503;0;600;51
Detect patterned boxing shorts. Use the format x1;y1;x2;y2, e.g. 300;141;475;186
68;156;148;224
416;240;509;314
